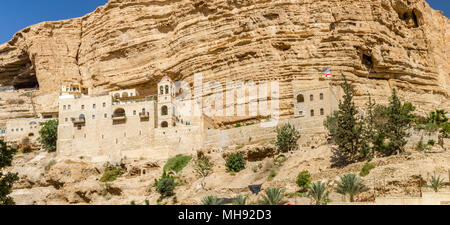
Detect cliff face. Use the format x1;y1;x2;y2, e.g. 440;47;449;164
0;0;449;122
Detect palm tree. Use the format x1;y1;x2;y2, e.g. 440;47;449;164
429;174;445;192
258;188;285;205
232;195;248;205
335;174;369;202
308;181;330;205
202;196;224;205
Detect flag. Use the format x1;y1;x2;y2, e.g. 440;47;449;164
321;67;332;78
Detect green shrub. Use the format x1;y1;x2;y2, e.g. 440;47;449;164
38;120;58;152
0;140;19;205
155;172;176;197
275;123;301;153
232;195;248;205
359;162;376;177
202;196;224;205
296;170;312;190
163;154;192;173
427;139;435;146
225;153;245;173
99;165;125;182
268;169;277;180
258;188;285;205
335;174;369;202
429;174;445;192
308;181;330;205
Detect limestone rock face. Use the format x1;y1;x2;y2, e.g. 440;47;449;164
0;0;449;122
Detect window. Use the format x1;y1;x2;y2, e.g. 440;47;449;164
320;108;324;116
311;110;315;117
103;102;106;107
93;104;96;109
68;105;71;110
133;110;136;116
81;105;85;110
104;113;107;118
299;111;304;116
65;118;68;122
63;105;66;110
165;85;169;94
92;115;96;120
160;86;164;95
161;106;168;116
310;95;314;101
320;93;324;100
161;121;169;128
297;94;304;103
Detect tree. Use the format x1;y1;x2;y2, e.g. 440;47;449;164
325;76;363;164
0;140;19;205
360;94;377;159
308;181;330;205
194;156;213;190
155;172;176;197
258;188;285;205
39;119;58;152
384;89;415;155
335;174;369;202
275;123;301;153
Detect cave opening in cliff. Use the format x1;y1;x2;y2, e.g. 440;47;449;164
362;54;373;69
13;75;39;90
399;10;421;28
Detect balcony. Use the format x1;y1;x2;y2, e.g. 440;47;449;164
112;113;127;121
139;111;150;119
71;117;86;124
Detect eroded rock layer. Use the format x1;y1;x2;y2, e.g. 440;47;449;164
0;0;449;122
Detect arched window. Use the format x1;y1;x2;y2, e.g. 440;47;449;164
114;93;121;99
165;85;169;94
122;92;129;98
113;108;126;117
160;86;164;95
161;121;169;128
320;93;324;100
310;94;314;101
297;94;304;103
320;108;324;116
310;110;315;117
79;114;86;120
161;105;168;116
28;133;34;137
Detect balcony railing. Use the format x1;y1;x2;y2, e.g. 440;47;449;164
112;113;127;121
139;112;150;119
71;117;86;124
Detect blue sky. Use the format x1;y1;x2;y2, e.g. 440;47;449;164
0;0;448;44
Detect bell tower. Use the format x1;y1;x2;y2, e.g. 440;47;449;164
157;76;175;128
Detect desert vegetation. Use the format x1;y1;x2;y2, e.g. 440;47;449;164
38;119;58;152
0;140;18;205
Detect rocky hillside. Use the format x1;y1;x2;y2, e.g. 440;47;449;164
6;143;450;205
0;0;449;123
